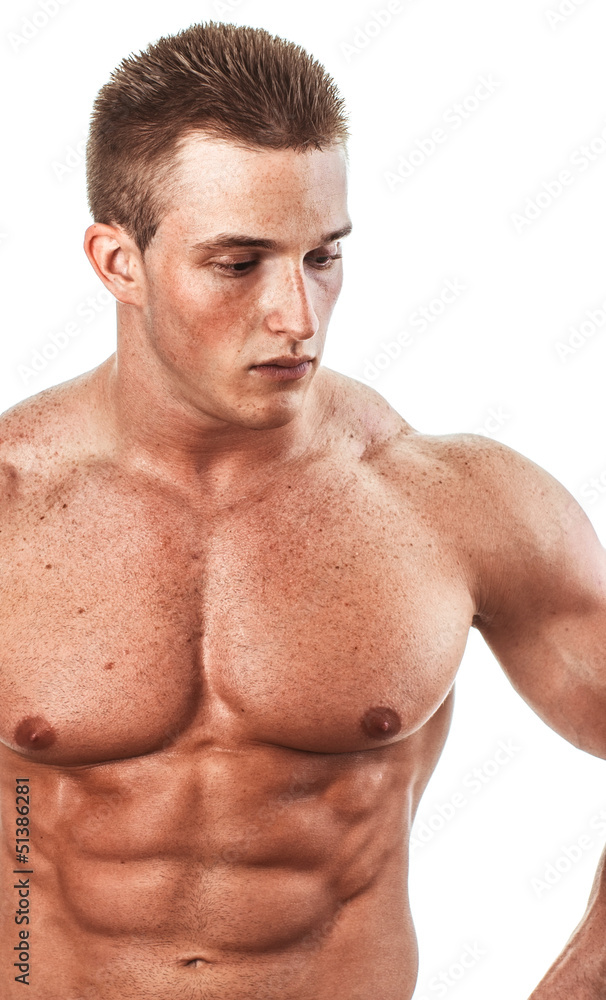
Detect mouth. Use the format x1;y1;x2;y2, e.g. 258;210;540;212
249;357;314;382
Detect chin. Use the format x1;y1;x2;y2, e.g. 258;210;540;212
233;393;306;431
240;407;301;431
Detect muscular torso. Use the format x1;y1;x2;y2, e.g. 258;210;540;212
0;368;476;1000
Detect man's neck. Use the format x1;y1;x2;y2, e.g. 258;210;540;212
92;353;328;498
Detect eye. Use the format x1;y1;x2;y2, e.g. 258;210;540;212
209;243;343;278
211;260;258;276
308;252;342;268
307;242;343;269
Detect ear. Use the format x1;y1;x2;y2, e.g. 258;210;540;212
83;223;146;306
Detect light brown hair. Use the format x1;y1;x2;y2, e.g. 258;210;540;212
86;20;349;255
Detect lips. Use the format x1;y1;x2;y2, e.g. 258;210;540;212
254;356;314;367
250;357;313;381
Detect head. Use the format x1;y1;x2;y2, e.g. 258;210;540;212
84;21;351;433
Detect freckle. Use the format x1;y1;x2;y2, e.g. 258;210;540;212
103;661;115;671
77;608;85;613
14;715;57;750
360;706;401;740
62;504;67;508
45;564;52;570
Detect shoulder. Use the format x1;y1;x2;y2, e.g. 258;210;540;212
416;431;589;549
393;429;593;564
417;433;605;625
320;369;517;487
319;371;581;524
317;368;415;456
321;377;603;606
0;369;99;500
374;425;581;526
321;371;539;496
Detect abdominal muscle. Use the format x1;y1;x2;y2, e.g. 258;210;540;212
0;710;450;1000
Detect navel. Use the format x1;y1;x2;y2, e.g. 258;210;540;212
360;706;401;740
14;715;57;751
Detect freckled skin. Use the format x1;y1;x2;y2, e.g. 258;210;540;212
0;378;463;1000
0;136;465;1000
1;132;601;1000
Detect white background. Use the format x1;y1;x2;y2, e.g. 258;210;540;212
2;1;606;997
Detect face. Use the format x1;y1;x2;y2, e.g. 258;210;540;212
136;133;351;431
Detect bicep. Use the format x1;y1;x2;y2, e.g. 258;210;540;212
478;597;606;759
466;440;606;758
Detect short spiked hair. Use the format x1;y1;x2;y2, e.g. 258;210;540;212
85;21;349;255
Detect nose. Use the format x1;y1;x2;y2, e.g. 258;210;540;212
263;263;319;341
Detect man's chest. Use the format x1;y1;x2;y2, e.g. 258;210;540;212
0;465;474;763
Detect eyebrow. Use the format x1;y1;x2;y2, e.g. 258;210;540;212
188;223;353;254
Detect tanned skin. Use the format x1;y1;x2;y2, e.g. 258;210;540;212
0;134;605;1000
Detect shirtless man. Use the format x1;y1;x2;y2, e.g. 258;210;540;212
0;20;605;1000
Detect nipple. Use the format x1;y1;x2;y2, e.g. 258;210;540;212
14;715;57;751
360;706;401;740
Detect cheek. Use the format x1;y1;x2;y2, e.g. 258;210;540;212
169;271;257;331
147;276;225;349
153;292;252;373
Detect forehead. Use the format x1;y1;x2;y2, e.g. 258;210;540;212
161;132;349;242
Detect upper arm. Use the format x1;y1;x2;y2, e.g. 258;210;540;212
459;435;606;759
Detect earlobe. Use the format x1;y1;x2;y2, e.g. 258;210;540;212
83;223;143;306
